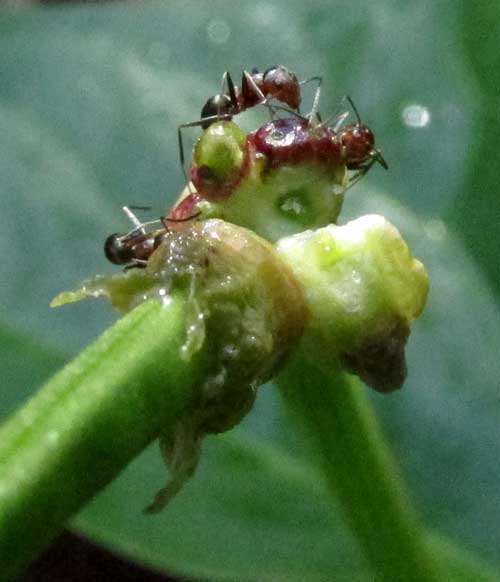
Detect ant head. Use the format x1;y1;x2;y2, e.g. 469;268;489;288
339;97;388;170
200;94;233;129
340;123;388;170
262;65;301;110
104;233;133;265
340;124;375;167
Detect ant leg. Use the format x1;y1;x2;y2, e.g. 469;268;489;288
122;206;147;234
319;95;352;131
123;259;148;271
345;156;380;191
345;167;369;191
331;110;350;132
260;102;307;120
300;76;323;124
177;113;234;192
160;211;201;228
224;71;239;114
178;125;193;190
135;218;164;230
121;206;165;239
241;70;276;119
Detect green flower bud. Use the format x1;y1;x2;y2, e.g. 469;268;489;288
53;218;307;511
180;119;348;240
276;214;429;392
192;121;247;200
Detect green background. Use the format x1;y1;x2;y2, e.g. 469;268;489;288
1;1;500;580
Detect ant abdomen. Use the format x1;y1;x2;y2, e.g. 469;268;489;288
261;65;301;110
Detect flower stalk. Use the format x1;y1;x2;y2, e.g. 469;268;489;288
278;352;444;582
0;296;204;579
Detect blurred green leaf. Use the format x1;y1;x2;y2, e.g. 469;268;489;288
448;2;500;294
1;2;499;580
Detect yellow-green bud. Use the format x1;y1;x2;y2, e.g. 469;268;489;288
192;121;247;200
276;214;429;392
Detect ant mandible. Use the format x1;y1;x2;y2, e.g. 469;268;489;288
177;65;322;185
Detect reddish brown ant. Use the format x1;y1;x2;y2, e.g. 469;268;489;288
104;206;200;269
201;65;302;123
332;96;388;177
250;95;387;187
177;65;322;185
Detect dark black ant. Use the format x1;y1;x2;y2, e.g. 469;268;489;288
177;65;322;185
104;206;199;269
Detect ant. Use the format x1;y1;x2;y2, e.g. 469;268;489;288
250;95;387;188
177;65;322;186
335;96;388;182
104;206;199;269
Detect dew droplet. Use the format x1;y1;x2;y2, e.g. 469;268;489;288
402;104;431;128
206;19;231;45
424;218;447;242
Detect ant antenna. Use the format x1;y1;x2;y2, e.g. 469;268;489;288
346;95;362;124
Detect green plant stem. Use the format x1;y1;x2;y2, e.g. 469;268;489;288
0;296;206;580
277;351;444;582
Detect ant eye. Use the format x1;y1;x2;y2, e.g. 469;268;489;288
201;94;233;128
